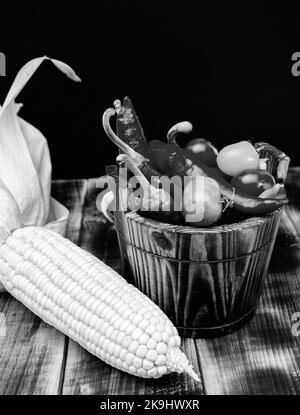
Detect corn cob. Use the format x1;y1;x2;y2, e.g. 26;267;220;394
0;226;199;381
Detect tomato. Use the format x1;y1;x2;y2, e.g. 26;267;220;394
217;141;259;176
183;176;222;227
185;138;218;167
231;169;276;197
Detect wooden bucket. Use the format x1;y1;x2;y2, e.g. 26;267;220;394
105;143;290;338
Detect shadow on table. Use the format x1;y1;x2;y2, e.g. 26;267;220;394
269;235;300;273
235;366;300;395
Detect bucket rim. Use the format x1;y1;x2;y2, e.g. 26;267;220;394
123;207;282;235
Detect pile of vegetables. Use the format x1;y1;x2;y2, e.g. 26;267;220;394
103;97;289;227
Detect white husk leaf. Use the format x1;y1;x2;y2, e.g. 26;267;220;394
18;116;52;225
0;102;42;225
0;57;47;116
0;56;80;232
0;178;22;242
50;59;82;82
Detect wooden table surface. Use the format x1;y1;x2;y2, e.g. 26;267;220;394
0;169;300;395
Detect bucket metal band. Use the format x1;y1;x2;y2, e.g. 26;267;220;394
116;229;274;264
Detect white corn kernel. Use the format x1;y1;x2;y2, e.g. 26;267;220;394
161;332;169;344
133;356;142;369
147;367;157;377
143;359;154;370
122;335;132;349
125;353;134;366
128;365;136;374
138;319;149;331
147;338;157;350
128;340;139;354
157;366;167;376
155;355;167;366
146;350;158;362
132;327;143;341
138;333;150;345
119;349;127;361
145;324;156;336
152;332;162;343
156;342;168;355
136;345;148;359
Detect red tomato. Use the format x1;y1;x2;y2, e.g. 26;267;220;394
231;169;276;197
185;138;218;167
217;141;259;176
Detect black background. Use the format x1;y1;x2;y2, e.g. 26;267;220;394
1;4;300;179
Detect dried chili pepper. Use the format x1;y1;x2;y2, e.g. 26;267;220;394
102;109;182;224
114;97;155;164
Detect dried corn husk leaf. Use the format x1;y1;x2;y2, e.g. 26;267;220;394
0;102;42;225
51;59;82;82
18;116;52;225
0;56;81;228
0;178;22;242
0;57;47;115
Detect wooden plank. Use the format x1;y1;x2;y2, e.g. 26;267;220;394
0;179;87;395
195;186;300;395
0;294;65;395
51;179;88;244
62;178;203;395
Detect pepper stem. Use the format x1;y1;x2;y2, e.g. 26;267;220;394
254;142;290;183
167;121;193;146
221;187;236;212
113;99;122;114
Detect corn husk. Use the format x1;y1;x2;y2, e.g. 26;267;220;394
0;57;80;291
0;56;80;231
0;178;22;243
